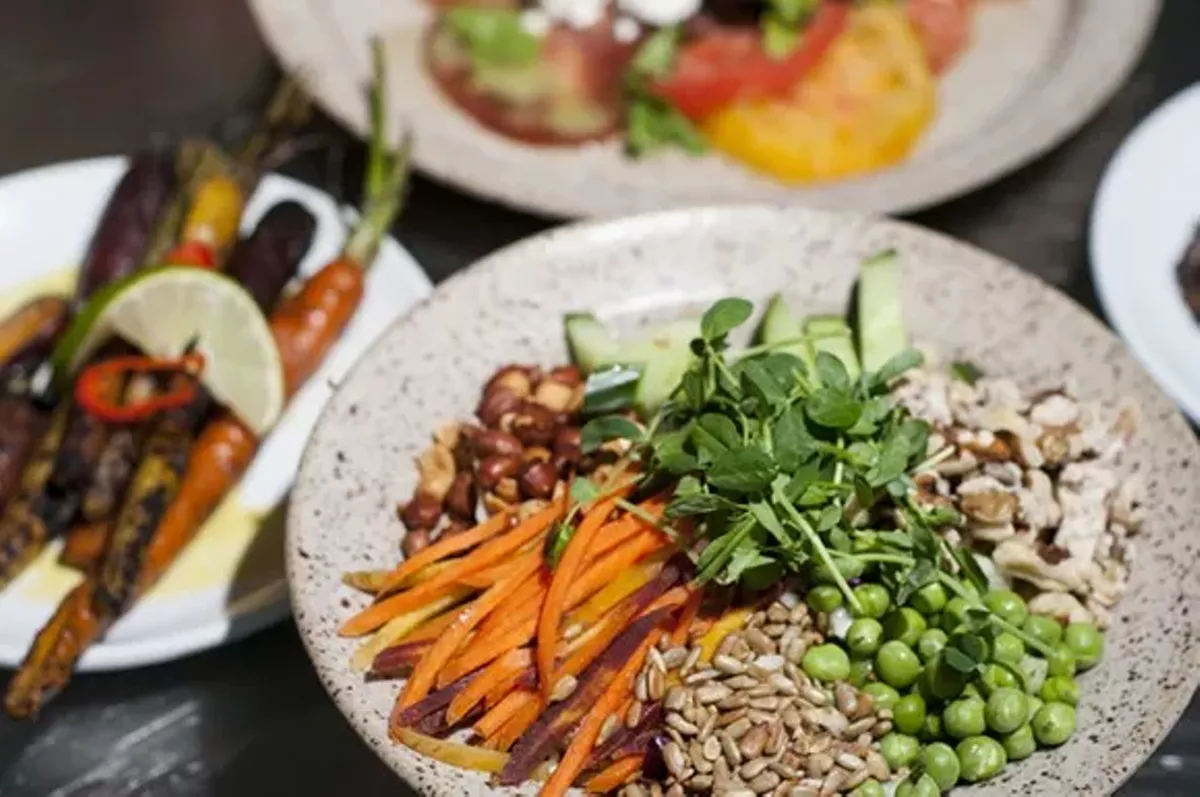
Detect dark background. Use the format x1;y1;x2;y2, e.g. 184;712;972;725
0;1;1197;794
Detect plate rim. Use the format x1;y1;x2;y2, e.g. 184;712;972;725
0;154;434;672
1089;81;1200;424
287;202;1200;797
248;0;1160;218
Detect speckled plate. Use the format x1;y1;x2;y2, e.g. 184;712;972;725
288;206;1200;796
248;0;1157;218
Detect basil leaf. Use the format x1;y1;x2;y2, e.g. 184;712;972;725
707;446;777;494
806;388;862;430
950;360;984;386
701;298;754;341
580;415;643;453
445;7;541;68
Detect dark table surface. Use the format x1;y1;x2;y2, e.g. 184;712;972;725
0;1;1197;794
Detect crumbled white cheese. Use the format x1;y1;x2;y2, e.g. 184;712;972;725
519;8;552;36
541;0;607;30
612;15;641;43
617;0;702;27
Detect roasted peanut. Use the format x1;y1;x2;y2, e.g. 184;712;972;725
453;424;483;470
483;492;511;516
477;454;520;490
546;364;583;387
416;443;456;502
401;528;432;557
400;493;442;531
554;426;582;455
518;460;558;499
522;446;552;463
532;379;576;414
477;388;523;428
512;402;558;446
433;421;462;451
475;429;524;458
445;471;477;521
495;477;521;503
484;365;535;400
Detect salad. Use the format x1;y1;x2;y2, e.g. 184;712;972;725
338;253;1142;795
424;0;974;183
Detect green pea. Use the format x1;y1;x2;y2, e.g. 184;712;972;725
985;687;1028;734
884;607;928;647
803;644;851;683
922;654;968;701
1002;724;1037;761
922;742;961;792
921;712;944;741
991;632;1025;667
979;663;1021;696
895;774;940;797
1019;655;1049;696
880;732;922;770
956;736;1008;783
943;698;986;739
893;693;927;735
1046;645;1077;677
910;582;949;615
850;657;876;688
1022;615;1064;648
853;584;892;619
876;641;922;689
807;585;844;613
917;628;948;663
1025;696;1044;724
850;781;886;797
847;618;885;658
1063;622;1104;671
815;557;865;585
940;597;973;633
961;682;984;702
1040;675;1081;706
855;685;896;717
983;589;1029;627
1032;702;1077;747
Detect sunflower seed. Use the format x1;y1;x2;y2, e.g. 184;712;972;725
713;654;746;675
626;699;643;728
720;731;743;765
781;705;804;730
866;751;890;781
685;669;719;686
764;721;786;757
648;646;667;674
681;646;702;676
769;761;798;780
620;785;647;797
762;623;788;639
872;720;894;738
667;713;699;736
739;724;769;758
665;784;685;797
688;774;714;791
800;685;828;706
836;752;865;771
635;672;649;702
696;683;733;705
744;628;777;654
747;709;776;725
843;767;870;790
716;634;740;659
834;683;858;716
726;675;759;690
807;753;834;777
767;603;791;624
749;696;782;711
663;741;689;778
747;684;776;699
665;686;689;712
648;667;666;701
843;717;875;739
749;770;782;794
788;785;820;797
750;655;785;678
785;639;809;665
551;675;578;703
691;740;713;774
662;646;689;669
718;694;750;712
599;713;621;743
789;604;811;625
819;767;845;796
649;784;664;797
768;672;798;696
698;710;717;742
740;758;770;780
719;710;750;733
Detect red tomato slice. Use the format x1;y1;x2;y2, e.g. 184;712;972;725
653;0;851;121
905;0;974;74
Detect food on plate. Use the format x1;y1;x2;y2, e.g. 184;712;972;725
1175;223;1200;319
423;0;976;183
1;44;412;718
337;249;1142;795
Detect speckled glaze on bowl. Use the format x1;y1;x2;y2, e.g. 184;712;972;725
249;0;1158;219
288;206;1200;797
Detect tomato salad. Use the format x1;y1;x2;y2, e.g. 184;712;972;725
425;0;974;183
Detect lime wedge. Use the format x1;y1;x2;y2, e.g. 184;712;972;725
53;267;284;436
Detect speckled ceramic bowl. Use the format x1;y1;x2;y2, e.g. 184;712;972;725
288;206;1200;796
249;0;1158;218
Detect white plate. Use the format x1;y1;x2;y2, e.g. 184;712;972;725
0;156;432;671
1091;84;1200;424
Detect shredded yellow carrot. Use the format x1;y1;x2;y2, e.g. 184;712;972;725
350;587;471;671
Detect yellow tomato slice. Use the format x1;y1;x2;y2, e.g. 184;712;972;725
703;5;936;184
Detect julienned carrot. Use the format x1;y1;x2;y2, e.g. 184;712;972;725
351;587;470;672
472;569;548;644
340;501;562;637
541;628;663;797
566;529;671;607
446;648;532;725
486;695;542;752
565;554;666;628
585;498;668;563
669;585;703;648
399;604;466;645
377;511;512;598
474;688;536;739
538;493;626;697
398;552;542;708
585;754;645;793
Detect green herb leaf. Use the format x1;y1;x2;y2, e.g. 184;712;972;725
630;26;680;77
816;504;841;532
625;88;708;158
950;360;984;386
741;359;790;410
748;500;791;546
444;7;541;68
762;14;799;59
652;426;699;474
815;351;852;392
580;415;644;453
954;547;991;594
869;348;924;391
867;432;912;487
707;446;777;494
693;414;741;459
544;522;574;569
772;404;816;472
942;646;979;674
958;634;989;663
766;0;818;25
701;298;754;342
569;477;600;505
806;388;862;430
668;492;738;517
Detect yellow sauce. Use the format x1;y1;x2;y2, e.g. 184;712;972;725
4;270;274;604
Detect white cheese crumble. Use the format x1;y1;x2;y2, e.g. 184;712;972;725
617;0;702;27
612;15;641;42
540;0;607;30
519;8;552;36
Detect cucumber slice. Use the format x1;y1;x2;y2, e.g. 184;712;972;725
564;312;620;373
563;314;700;416
805;315;861;380
857;249;906;373
756;293;817;375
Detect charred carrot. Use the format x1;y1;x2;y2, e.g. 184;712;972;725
540;627;664;797
57;521;109;572
340;501;562;637
584;754;645;793
537;492;628;696
0;298;70;374
0;406;72;590
376;510;513;598
398;553;541;708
